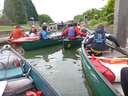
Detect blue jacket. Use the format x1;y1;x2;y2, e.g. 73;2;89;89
67;27;75;38
40;30;48;40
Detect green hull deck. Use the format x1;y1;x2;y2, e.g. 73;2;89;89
21;39;62;51
81;39;122;96
0;46;61;96
63;38;83;49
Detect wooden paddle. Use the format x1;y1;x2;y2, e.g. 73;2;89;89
106;42;128;56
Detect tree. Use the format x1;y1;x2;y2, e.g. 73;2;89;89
22;0;38;21
103;0;115;24
4;0;38;24
4;0;27;24
74;15;83;23
83;8;101;21
38;14;53;26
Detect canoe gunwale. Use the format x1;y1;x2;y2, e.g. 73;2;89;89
24;62;61;96
0;45;62;96
81;38;122;96
21;39;62;51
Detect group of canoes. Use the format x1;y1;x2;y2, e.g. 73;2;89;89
6;22;88;51
2;21;128;96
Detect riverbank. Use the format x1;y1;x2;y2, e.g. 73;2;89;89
0;24;34;33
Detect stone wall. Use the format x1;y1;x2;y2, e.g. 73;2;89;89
113;0;128;47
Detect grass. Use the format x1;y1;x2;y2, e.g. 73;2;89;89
0;24;40;33
0;25;13;32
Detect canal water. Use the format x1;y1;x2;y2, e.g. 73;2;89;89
25;45;89;96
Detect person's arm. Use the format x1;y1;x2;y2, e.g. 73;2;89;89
61;28;68;38
84;36;93;48
106;35;120;47
75;27;86;37
9;32;13;39
39;32;42;39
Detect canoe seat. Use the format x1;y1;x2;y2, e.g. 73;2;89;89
0;67;23;80
3;77;33;96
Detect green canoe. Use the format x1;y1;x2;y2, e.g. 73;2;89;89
81;39;124;96
9;34;62;51
20;38;62;51
63;38;83;49
0;45;61;96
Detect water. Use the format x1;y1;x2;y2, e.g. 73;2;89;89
25;45;89;96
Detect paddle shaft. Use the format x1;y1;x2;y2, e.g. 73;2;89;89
106;42;128;56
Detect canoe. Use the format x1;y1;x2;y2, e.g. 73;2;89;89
81;38;128;96
63;38;83;49
62;28;94;49
0;45;61;96
8;35;62;51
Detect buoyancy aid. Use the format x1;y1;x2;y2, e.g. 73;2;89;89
67;27;75;38
93;29;106;43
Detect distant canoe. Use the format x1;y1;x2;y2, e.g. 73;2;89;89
0;45;61;96
9;35;62;51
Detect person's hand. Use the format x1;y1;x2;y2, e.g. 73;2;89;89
81;33;86;37
61;35;64;39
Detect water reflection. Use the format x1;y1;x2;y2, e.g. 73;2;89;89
26;45;89;96
62;48;80;60
26;45;81;62
25;45;62;62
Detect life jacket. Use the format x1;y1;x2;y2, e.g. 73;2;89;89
93;29;106;43
11;28;24;39
67;27;75;38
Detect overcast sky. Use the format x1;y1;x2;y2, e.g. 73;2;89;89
0;0;107;22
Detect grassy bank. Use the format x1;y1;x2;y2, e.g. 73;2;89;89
0;24;37;32
0;25;13;32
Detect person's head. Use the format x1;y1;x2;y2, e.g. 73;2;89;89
81;29;87;33
67;23;73;27
42;26;47;31
31;25;35;28
96;24;104;30
15;25;21;29
73;22;78;26
80;22;87;28
95;24;105;33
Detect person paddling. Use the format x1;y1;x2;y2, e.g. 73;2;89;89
85;24;120;52
61;22;86;40
9;25;25;40
39;25;48;40
29;25;38;36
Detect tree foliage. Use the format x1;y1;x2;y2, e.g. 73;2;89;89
22;0;38;20
4;0;38;24
38;14;53;25
74;0;115;25
4;0;27;24
74;15;83;23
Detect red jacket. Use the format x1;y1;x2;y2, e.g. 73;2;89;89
61;26;86;40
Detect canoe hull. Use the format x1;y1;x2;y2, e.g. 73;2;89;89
63;38;82;49
23;62;60;96
0;47;61;96
21;39;62;51
81;39;121;96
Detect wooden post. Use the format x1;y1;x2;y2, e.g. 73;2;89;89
113;0;128;47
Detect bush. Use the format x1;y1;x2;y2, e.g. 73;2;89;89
88;19;98;26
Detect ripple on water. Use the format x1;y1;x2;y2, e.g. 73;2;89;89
26;46;89;96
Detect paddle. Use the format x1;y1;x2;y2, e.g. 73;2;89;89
106;42;128;56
